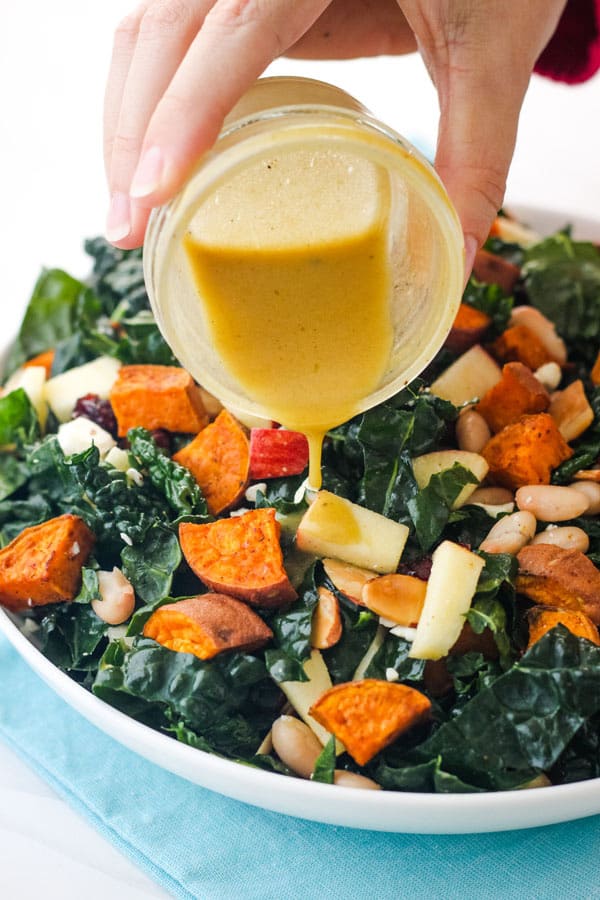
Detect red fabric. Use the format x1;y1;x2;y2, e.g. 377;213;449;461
534;0;600;83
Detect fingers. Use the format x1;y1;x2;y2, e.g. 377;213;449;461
128;0;331;206
105;0;331;247
105;0;214;244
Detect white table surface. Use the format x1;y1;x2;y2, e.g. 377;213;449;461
0;2;599;897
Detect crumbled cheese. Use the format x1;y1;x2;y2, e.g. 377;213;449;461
389;625;419;642
69;541;80;558
119;532;133;546
378;616;398;629
385;667;400;682
230;507;251;518
245;482;267;503
126;467;144;487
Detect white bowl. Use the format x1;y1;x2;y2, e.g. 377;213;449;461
2;205;600;834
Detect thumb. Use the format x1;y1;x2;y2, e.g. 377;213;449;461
433;65;529;277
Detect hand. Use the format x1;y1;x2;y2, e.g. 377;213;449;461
105;0;566;271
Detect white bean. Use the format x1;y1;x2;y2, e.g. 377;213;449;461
469;487;514;506
456;409;492;454
479;511;537;554
534;362;562;391
516;485;589;521
531;525;590;553
333;770;381;790
92;567;136;625
272;715;323;779
569;481;600;516
510;306;567;365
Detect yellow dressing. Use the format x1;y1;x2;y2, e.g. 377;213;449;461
182;147;394;489
304;492;362;546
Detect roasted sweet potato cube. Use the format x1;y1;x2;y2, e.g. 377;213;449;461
444;304;491;354
173;409;250;515
110;365;208;436
482;413;572;489
0;514;95;612
477;362;550;433
490;325;555;370
549;379;594;443
179;508;297;608
517;544;600;624
23;349;54;378
526;606;600;649
311;587;342;650
143;593;273;660
472;249;521;295
309;679;431;766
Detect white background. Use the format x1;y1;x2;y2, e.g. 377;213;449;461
0;2;599;897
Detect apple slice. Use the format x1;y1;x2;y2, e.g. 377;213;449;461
249;428;309;479
409;541;485;660
412;450;489;508
280;649;340;748
430;345;501;406
2;365;48;430
45;356;121;423
296;491;409;573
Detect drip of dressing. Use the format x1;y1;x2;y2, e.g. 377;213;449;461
183;147;393;489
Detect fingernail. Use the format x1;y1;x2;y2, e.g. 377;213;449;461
106;192;131;243
463;235;478;285
130;146;164;199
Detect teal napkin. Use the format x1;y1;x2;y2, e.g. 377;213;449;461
1;630;599;900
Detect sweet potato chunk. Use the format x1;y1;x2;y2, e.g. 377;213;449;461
472;248;521;295
0;514;95;612
179;508;297;608
549;379;594;443
490;324;555;370
173;409;250;515
482;413;572;489
110;365;208;436
526;606;600;649
517;544;600;624
477;362;549;433
309;679;431;766
23;349;54;378
444;304;491;354
143;593;273;660
311;587;342;650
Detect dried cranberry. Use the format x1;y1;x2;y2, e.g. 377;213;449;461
151;429;171;453
73;394;118;437
398;556;433;581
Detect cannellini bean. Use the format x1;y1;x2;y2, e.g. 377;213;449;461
479;511;536;554
534;362;562;391
333;770;381;790
569;481;600;516
91;567;136;625
469;487;514;506
272;715;322;779
516;485;589;521
456;409;491;454
510;306;567;365
531;525;590;553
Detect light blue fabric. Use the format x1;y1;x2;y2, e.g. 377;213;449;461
1;630;600;900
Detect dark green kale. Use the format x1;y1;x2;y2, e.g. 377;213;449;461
462;278;514;337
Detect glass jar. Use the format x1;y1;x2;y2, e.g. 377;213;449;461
144;76;464;437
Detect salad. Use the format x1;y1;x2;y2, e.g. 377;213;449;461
2;214;600;793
